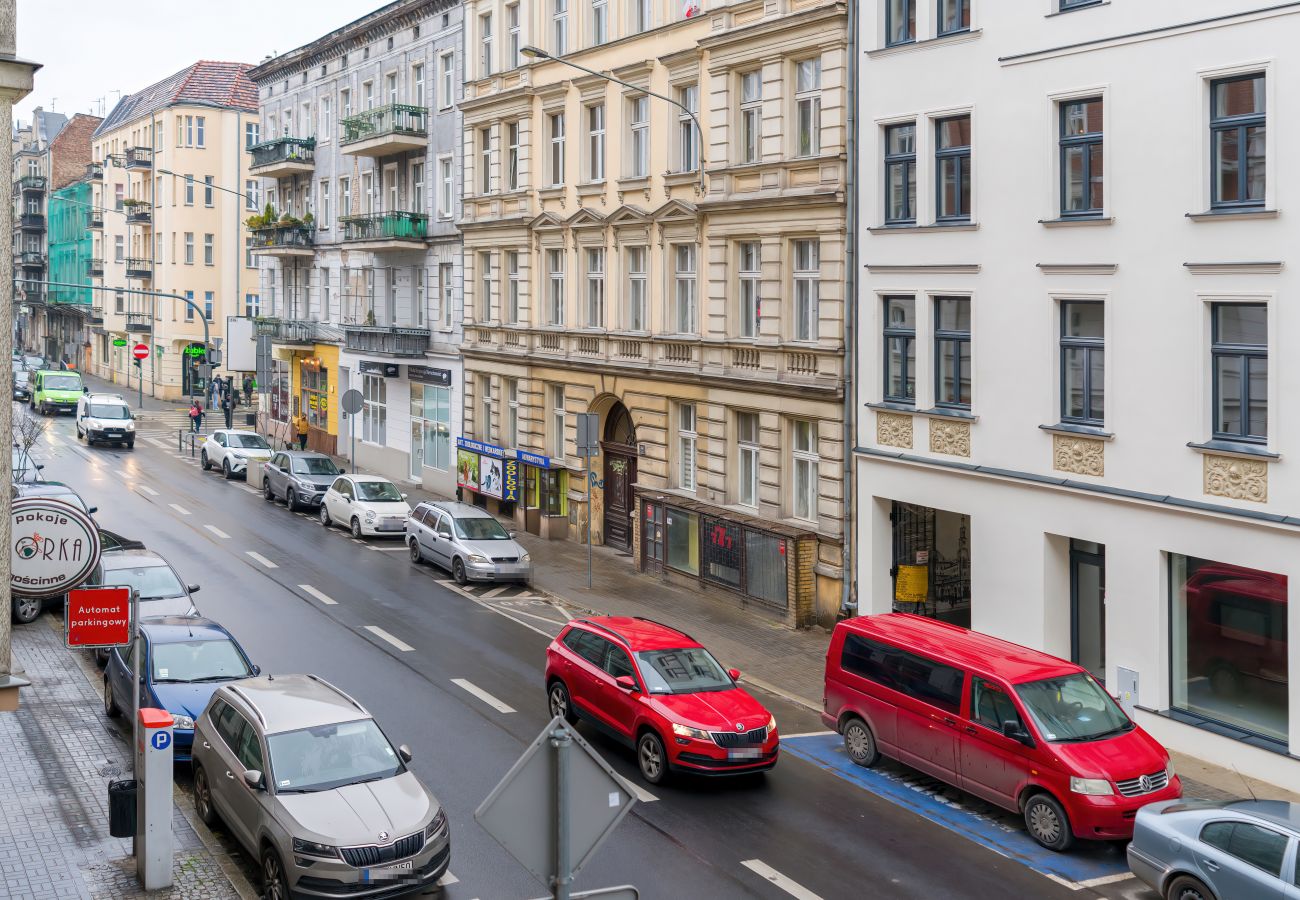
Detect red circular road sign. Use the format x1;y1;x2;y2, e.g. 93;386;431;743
132;343;149;360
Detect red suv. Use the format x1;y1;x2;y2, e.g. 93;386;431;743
544;617;779;783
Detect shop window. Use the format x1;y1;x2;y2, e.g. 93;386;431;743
362;374;387;444
270;359;289;422
1170;553;1288;747
542;468;568;516
891;501;971;627
411;383;451;470
301;365;329;430
701;517;742;589
745;531;788;609
666;507;700;576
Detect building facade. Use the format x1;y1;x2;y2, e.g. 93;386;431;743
247;0;464;493
90;62;260;400
855;0;1299;786
458;0;849;627
47;177;95;369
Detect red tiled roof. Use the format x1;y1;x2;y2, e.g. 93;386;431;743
94;60;258;137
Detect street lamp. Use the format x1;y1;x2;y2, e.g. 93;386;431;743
519;45;706;194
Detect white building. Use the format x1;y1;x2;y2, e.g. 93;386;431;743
855;0;1299;787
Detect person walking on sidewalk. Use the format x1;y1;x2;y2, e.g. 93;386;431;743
221;392;233;430
189;400;203;433
293;411;310;450
242;374;254;406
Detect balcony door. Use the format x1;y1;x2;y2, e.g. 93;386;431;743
361;173;374;214
384;164;399;213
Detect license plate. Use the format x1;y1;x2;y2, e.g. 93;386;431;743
363;860;414;883
727;748;762;760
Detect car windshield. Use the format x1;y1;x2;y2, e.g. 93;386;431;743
151;639;251;683
454;517;510;541
293;457;340;475
89;404;130;419
267;719;402;793
227;434;270;450
103;564;185;600
356;481;402;502
42;375;82;391
14;372;28;384
635;648;734;695
1014;673;1134;743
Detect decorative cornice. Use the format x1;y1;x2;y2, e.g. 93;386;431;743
1183;261;1284;275
865;263;980;275
1036;263;1117;275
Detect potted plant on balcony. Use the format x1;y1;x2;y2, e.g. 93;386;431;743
121;198;145;208
302;212;314;229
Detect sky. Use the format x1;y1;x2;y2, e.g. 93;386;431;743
14;0;372;125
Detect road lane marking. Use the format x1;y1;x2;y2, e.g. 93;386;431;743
481;586;509;598
147;437;170;449
168;503;191;516
137;485;159;496
436;872;459;887
298;585;338;606
451;678;516;714
1077;873;1136;888
740;861;824;900
241;486;259;495
204;525;231;539
365;626;415;652
245;551;278;569
782;731;834;739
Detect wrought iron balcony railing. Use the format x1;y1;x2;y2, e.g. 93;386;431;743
124;203;151;225
340;104;427;145
251;224;314;251
15;175;46;192
339;211;428;243
17;250;45;267
88;211;104;229
19;213;45;231
87;258;104;277
86;162;104;180
124;147;153;169
249;137;316;170
125;257;152;278
341;324;431;357
255;317;345;345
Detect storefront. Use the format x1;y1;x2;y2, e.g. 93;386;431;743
456;439;568;539
408;365;453;485
456;437;519;518
889;501;972;627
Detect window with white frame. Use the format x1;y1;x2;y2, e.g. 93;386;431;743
793;239;819;341
626;246;647;331
592;0;608;45
319;96;331;138
585;248;605;327
587;104;606;181
204;175;214;206
362;374;387;444
411;162;424;214
507;4;521;69
479;375;493;440
1210;74;1266;210
439;53;455;109
321;268;331;319
245;179;260;211
677;403;697;490
506;250;522;324
184;232;194;264
196;116;205;147
204;233;214;266
185;290;195;321
415;267;426;326
504;378;519;448
479;126;493;194
440;262;454;328
481;13;494;77
184;174;194;205
412;67;424;109
337;177;351;217
245;293;261;317
204;291;214;321
677;84;699;172
550;385;566;458
506;122;521;190
740;71;762;164
547;248;565;325
631;0;651;32
478;251;493;321
673;243;696;333
791;419;818;521
439;156;454;217
737;411;760;508
245;122;260;148
628;96;649;177
738;241;761;338
549;113;566;186
795;58;821;157
553;0;569;54
319;180;331;227
341;88;352;120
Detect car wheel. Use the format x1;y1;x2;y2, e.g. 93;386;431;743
842;717;880;767
350;517;363;539
193;765;218;828
200;450;210;471
264;480;275;502
103;677;119;718
637;731;669;785
12;595;41;624
126;441;134;450
286;489;299;512
222;460;233;480
319;505;331;528
1166;875;1217;900
409;539;423;564
548;680;577;725
1023;792;1074;852
261;846;291;900
95;648;108;667
452;556;468;586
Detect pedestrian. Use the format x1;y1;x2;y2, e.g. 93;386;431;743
231;384;241;408
242;374;254;405
293;411;310;450
189;400;203;433
221;391;233;429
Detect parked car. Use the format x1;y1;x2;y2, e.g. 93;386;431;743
545;616;778;784
1129;799;1300;900
191;673;451;898
13;480;96;515
11;447;44;483
822;613;1181;851
319;474;411;539
103;617;259;763
12;369;31;401
90;549;201;663
407;501;531;585
262;451;342;511
76;392;136;448
201;429;273;479
30;369;84;415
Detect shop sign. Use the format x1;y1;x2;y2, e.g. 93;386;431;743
457;449;480;491
894;564;929;604
502;459;519;503
10;498;102;598
65;586;133;649
408;365;452;386
358;361;399;377
457;437;505;459
481;456;505;499
516;450;552;469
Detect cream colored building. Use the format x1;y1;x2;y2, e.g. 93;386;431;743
459;0;848;626
90;61;260;399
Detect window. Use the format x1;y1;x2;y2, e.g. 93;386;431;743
795;59;821;157
507;4;521;69
549;113;566;186
840;634;964;715
341;88;352;120
184;232;195;265
411;66;424;110
740;72;762;164
478;375;493;439
439;53;455;110
1199;822;1289;877
415;267;426;326
362;375;387;444
185;290;195;321
628;96;649;177
934;297;971;409
481;13;494;77
320;179;332;226
673;244;696;333
585;248;604;327
506;122;521;190
1060;0;1102;10
363;82;374;110
245;179;260;211
938;0;969;35
1060;301;1104;425
550;385;566;458
506;251;522;324
936;115;971;221
320;96;332;136
887;0;915;46
204;291;214;321
587;104;606;181
340;176;352;217
553;0;569;54
480;126;493;194
547;248;565;325
792;420;818;521
1211;74;1266;209
677;403;697;490
504;378;519;447
245;122;260;148
478;252;493;321
632;0;651;32
592;0;608;45
114;184;124;211
114;237;124;263
1212;303;1267;442
184;175;194;206
626;246;647;331
677;85;699;171
203;233;214;266
244;293;261;317
439;157;454;217
737;412;760;508
885;123;916;224
738;242;761;338
793;239;819;342
883;296;916;403
1060;98;1103;216
440;262;454;328
204;175;214;207
970;677;1022;732
196;115;206;147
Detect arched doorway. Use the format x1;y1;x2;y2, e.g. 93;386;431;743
601;402;637;550
181;342;207;397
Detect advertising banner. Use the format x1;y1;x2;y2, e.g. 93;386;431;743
457;449;480;490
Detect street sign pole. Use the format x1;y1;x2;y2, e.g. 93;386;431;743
585;452;592;590
575;413;600;591
552;724;572;900
129;588;139;856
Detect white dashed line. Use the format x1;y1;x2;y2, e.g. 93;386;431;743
204;525;231;539
740;860;824;900
436;872;459;887
137;485;159;496
168;503;191;516
245;551;278;569
481;586;508;598
451;678;516;714
298;585;338;606
364;626;415;652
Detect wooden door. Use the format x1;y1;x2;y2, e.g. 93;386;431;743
602;452;635;550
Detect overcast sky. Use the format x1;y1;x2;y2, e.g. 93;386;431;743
15;0;370;124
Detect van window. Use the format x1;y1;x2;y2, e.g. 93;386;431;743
841;633;964;715
971;677;1021;732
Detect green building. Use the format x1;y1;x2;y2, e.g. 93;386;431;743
46;179;94;364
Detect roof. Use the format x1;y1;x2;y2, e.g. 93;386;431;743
85;393;126;402
573;617;700;652
1225;800;1300;830
139;617;234;645
223;674;368;734
279;450;333;458
94;61;258;138
429;501;493;519
347;473;395;483
101;549;169;569
839;614;1080;684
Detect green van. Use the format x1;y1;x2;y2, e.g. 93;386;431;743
31;370;85;415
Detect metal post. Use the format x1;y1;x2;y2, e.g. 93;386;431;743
350;414;356;472
551;724;572;900
129;588;139;856
585;454;592;590
137;361;142;409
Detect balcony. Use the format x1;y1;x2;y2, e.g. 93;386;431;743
18;291;46;306
124;257;152;279
124;147;153;169
87;258;104;277
15;175;46;193
255;317;344;346
123;202;151;225
342;324;430;357
339;212;428;250
88;211;104;229
19;212;45;232
125;316;152;334
249;137;316;178
86;162;104;181
340;104;428;157
251;224;314;258
17;250;45;268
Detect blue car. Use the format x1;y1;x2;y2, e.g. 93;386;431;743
103;617;259;763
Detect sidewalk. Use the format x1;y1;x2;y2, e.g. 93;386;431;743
0;617;254;900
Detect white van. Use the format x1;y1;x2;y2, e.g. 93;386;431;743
76;393;136;448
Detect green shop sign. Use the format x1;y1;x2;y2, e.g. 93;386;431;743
112;339;128;347
183;346;206;358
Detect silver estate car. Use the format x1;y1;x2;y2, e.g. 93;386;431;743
192;674;450;900
1128;799;1300;900
406;501;532;585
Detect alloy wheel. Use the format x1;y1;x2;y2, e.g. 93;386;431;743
350;518;362;539
286;490;297;512
262;849;288;900
12;596;40;624
452;557;467;586
638;733;665;784
194;767;215;826
222;460;233;480
549;683;570;721
409;540;422;564
264;481;274;502
319;505;331;527
200;451;209;471
103;678;119;717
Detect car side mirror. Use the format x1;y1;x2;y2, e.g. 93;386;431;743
509;531;518;539
242;769;265;791
187;584;200;594
401;493;409;500
87;506;98;515
251;664;261;676
35;464;44;471
727;668;741;682
1002;720;1033;746
398;744;413;763
615;675;638;692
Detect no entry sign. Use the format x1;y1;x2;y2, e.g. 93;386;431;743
65;586;133;648
132;343;150;360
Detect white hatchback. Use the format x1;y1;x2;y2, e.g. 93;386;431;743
319;474;411;538
201;429;273;479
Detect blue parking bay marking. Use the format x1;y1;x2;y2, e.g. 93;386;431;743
782;734;1128;888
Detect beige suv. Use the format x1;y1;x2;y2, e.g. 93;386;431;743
192;674;450;899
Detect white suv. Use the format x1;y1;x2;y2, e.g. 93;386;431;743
201;429;273;479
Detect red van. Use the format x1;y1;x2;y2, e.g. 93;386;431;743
822;614;1181;851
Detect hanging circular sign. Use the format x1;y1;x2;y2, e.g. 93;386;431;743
10;498;102;598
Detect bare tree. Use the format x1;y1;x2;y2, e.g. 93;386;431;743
11;403;47;480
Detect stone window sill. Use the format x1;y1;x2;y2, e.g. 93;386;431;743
868;222;979;234
1039;216;1113;228
1186;209;1278;222
1187;439;1279;460
866;401;916;414
919;407;978;422
1040;422;1113;440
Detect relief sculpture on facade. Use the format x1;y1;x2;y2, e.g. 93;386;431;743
877;412;913;450
1203;454;1268;503
1052;435;1104;477
929;419;971;457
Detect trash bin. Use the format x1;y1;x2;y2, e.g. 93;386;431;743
244;412;256;427
108;779;137;838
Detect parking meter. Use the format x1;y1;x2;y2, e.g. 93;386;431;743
137;707;174;890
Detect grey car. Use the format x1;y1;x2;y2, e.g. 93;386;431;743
90;549;201;662
263;451;343;511
192;674;450;900
1128;799;1300;900
406;501;532;585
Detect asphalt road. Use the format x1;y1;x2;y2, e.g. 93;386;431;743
27;410;1112;900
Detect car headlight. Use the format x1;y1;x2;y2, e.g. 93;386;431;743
672;723;710;741
469;553;490;564
292;837;339;859
520;552;531;563
1165;760;1176;780
365;510;377;522
125;421;135;430
171;714;194;730
425;807;448;840
1069;777;1113;796
766;714;776;733
231;451;246;460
